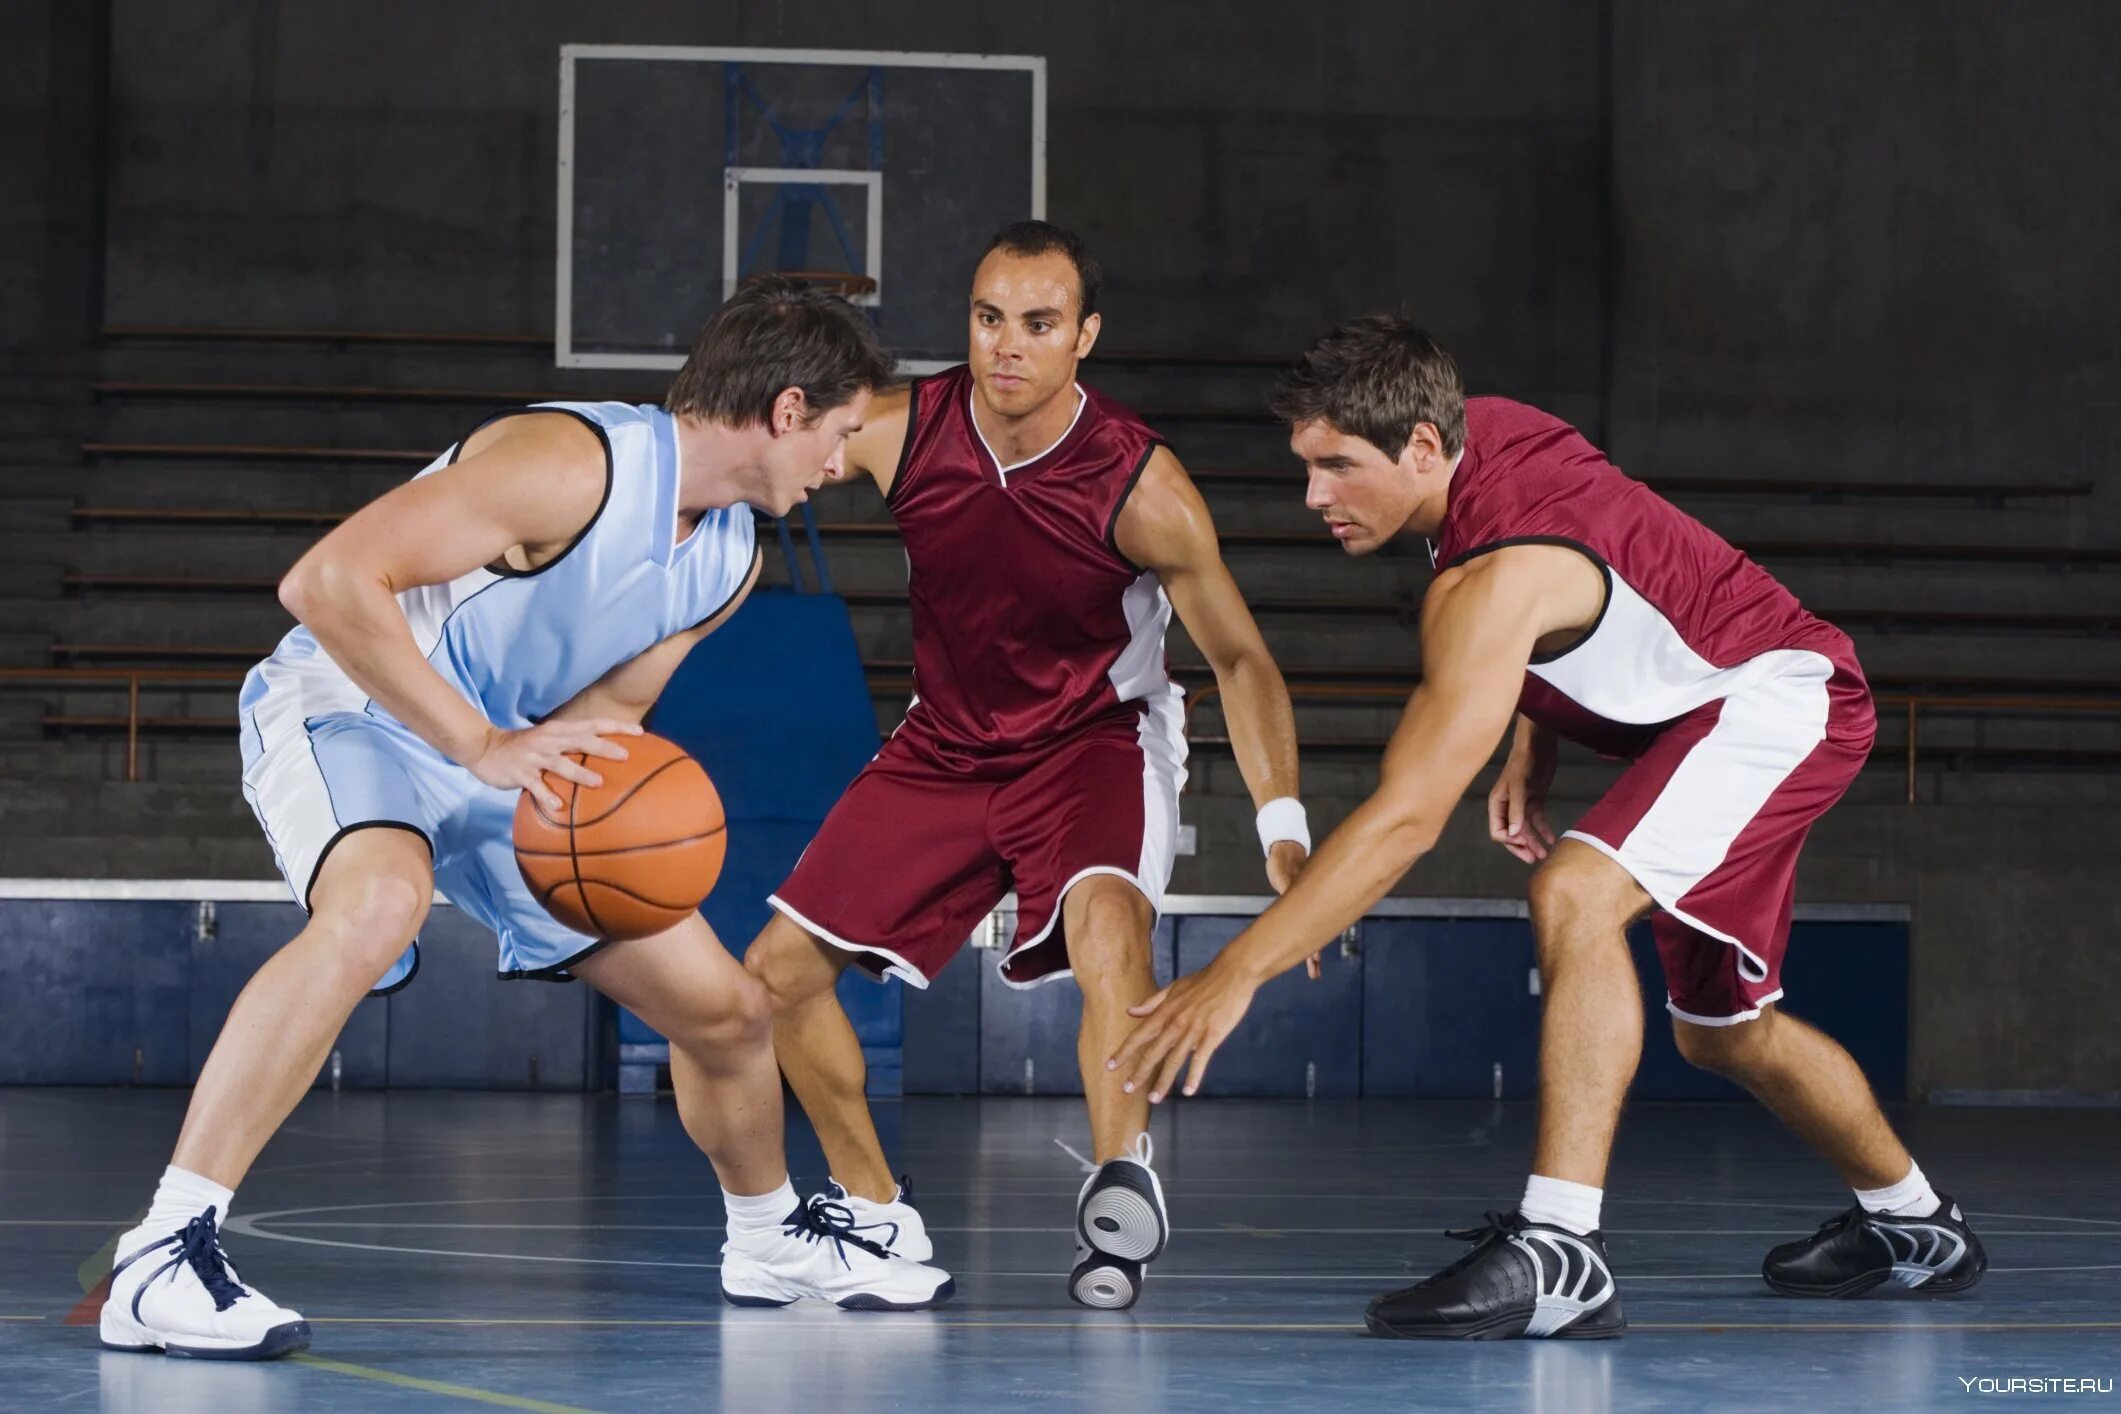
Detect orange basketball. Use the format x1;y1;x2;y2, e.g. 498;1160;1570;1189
512;732;726;941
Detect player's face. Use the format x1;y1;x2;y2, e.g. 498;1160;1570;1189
967;250;1100;418
765;389;872;516
1291;420;1422;555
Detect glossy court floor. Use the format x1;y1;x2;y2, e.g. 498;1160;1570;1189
2;1091;2116;1412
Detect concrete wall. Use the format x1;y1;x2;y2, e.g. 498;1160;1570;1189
1608;0;2121;510
1;0;105;360
98;0;1607;421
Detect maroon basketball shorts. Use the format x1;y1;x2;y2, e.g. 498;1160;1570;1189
769;698;1187;989
1563;659;1875;1025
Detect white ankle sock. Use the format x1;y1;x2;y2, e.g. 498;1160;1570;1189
723;1180;797;1237
140;1164;235;1236
1855;1161;1941;1218
1521;1175;1603;1236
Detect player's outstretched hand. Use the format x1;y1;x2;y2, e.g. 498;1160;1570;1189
1108;960;1260;1104
1487;751;1557;865
472;718;643;815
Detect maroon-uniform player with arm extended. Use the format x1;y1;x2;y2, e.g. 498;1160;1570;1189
1113;314;1986;1339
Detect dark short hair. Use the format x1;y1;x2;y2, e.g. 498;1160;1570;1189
1270;314;1466;457
665;275;894;426
978;220;1101;321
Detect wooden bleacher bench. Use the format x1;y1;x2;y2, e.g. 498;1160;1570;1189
42;714;239;732
98;325;1289;369
52;572;2121;636
92;380;641;406
81;442;431;463
1187;467;2093;502
71;507;347;529
803;521;2121;566
62;573;282;593
100;325;550;349
50;643;272;662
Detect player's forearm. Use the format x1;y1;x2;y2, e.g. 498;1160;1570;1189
546;681;655;729
280;563;492;765
1216;790;1439;985
1512;714;1554;759
1212;651;1300;806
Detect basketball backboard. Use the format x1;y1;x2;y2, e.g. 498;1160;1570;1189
557;44;1045;375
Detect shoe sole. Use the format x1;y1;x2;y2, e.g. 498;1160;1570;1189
99;1319;312;1361
1070;1262;1139;1311
1078;1183;1166;1263
1765;1263;1986;1300
721;1277;957;1311
1364;1308;1626;1341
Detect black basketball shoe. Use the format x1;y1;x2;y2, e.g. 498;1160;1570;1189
1763;1196;1986;1298
1365;1211;1626;1340
1069;1134;1167;1310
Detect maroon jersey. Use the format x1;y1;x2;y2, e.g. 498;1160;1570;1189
886;365;1172;765
1432;397;1865;757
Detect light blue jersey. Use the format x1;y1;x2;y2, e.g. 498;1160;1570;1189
237;402;759;990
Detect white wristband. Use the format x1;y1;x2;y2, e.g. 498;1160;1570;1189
1256;797;1310;856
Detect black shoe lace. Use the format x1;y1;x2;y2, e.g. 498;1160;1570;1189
167;1207;251;1312
783;1195;895;1270
1810;1205;1869;1239
1418;1210;1527;1284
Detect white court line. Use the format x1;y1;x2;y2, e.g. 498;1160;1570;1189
6;1218;2113;1241
227;1196;2121;1281
233;1221;2121;1240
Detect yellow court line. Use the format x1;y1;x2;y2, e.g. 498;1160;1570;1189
306;1316;2121;1334
292;1355;600;1413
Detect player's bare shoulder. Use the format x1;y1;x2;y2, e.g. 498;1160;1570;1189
1421;542;1604;648
442;412;611;572
1111;446;1213;571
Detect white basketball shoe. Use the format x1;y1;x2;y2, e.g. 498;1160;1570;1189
721;1193;955;1310
100;1207;310;1359
824;1176;934;1263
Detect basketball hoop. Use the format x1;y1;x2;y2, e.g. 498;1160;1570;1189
774;269;880;299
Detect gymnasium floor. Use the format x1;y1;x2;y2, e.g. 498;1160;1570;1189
2;1091;2114;1412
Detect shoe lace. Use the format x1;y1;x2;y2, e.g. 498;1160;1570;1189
783;1195;895;1270
167;1207;251;1312
1812;1205;1869;1238
1421;1210;1527;1284
1054;1132;1154;1174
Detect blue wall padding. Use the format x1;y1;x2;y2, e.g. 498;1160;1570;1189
632;589;901;1051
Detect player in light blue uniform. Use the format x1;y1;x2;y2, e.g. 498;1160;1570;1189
103;280;954;1364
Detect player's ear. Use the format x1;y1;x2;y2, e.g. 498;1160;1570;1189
770;386;808;435
1398;422;1440;473
1074;311;1102;361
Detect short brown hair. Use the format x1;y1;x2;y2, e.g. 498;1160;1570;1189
979;220;1101;321
1271;314;1466;457
665;275;894;426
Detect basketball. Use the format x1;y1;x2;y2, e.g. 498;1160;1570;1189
511;732;726;941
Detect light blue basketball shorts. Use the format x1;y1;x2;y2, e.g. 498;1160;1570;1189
238;704;604;994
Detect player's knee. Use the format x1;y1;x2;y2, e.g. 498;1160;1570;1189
1064;884;1152;985
1528;849;1638;946
743;919;837;1012
311;873;428;977
1672;1012;1770;1075
685;970;773;1054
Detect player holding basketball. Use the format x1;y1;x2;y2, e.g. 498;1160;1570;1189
744;222;1309;1309
1111;316;1986;1338
101;279;952;1362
